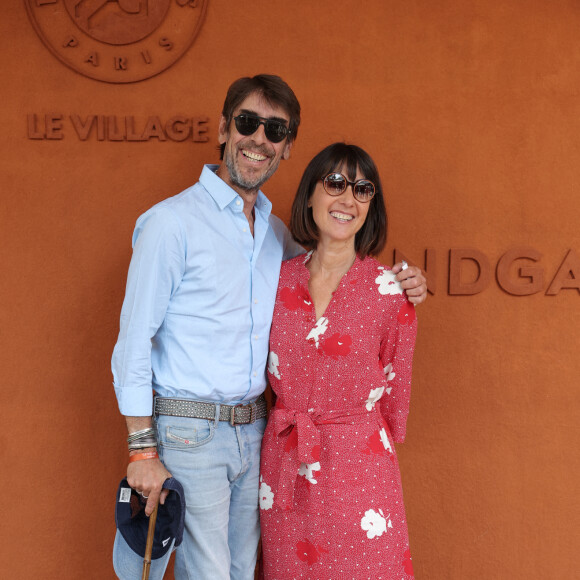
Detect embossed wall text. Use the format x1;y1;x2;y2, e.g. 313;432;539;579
27;113;209;142
393;248;579;297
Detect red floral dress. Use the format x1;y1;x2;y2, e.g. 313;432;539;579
259;253;417;579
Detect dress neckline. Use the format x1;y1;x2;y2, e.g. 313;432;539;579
299;252;363;323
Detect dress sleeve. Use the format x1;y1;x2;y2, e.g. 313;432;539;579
378;297;417;443
111;206;186;416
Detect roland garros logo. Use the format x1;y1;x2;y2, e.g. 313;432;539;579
25;0;208;83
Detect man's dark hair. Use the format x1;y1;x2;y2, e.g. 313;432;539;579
290;143;388;259
219;74;301;159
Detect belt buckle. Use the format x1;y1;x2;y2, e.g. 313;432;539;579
230;403;244;426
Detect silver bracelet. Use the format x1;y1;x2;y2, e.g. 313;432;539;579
128;440;158;451
127;428;155;443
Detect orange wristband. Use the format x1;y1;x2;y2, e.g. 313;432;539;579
128;451;159;463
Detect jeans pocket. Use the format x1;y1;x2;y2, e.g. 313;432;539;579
158;419;215;450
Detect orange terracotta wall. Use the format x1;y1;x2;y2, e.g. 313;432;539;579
1;1;578;578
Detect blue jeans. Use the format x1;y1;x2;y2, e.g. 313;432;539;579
155;408;266;580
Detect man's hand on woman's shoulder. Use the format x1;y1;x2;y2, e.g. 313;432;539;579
392;262;428;305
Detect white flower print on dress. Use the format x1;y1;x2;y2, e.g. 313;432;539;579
306;317;328;348
267;351;280;379
379;428;393;454
375;267;404;296
259;476;274;510
298;461;321;484
365;386;385;411
361;508;393;539
384;362;396;381
383;362;396;394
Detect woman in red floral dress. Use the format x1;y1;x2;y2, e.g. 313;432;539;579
259;143;417;579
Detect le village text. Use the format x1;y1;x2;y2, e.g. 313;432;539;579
27;113;209;142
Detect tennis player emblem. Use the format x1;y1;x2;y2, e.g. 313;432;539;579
25;0;208;83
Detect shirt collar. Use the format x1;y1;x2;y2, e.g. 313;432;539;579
199;164;273;217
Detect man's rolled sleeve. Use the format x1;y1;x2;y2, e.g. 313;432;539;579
112;206;185;416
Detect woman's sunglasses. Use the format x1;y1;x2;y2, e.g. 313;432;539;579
233;114;291;144
321;173;376;203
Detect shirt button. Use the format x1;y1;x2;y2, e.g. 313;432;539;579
254;299;258;304
253;372;257;377
254;335;258;340
243;228;247;232
236;200;241;206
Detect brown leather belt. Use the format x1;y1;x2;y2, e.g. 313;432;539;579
154;394;267;426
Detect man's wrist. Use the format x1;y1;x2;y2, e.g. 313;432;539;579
128;450;159;463
127;425;157;452
129;446;157;457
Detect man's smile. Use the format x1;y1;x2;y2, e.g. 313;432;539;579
242;149;268;162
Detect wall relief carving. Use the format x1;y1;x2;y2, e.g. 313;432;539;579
25;0;208;83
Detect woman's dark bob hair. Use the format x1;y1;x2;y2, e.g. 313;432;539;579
290;143;387;258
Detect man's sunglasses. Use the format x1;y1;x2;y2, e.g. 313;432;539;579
233;114;291;143
321;173;376;203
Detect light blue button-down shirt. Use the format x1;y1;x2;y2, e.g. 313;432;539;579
112;165;303;416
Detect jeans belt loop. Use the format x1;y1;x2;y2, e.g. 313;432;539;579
249;401;257;424
214;402;221;424
230;403;244;426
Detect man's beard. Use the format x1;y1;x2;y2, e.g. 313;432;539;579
224;151;281;192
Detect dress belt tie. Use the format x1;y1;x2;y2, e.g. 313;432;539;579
271;403;378;511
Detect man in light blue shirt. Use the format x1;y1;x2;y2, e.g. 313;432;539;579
112;75;427;579
112;164;301;416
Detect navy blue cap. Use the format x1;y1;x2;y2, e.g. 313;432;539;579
114;477;185;560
